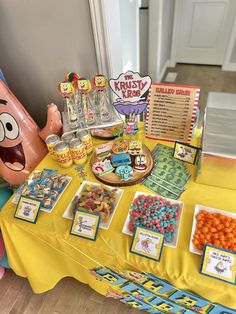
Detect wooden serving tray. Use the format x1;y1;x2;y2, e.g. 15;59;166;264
90;144;154;187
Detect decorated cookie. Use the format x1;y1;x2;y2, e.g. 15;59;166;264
115;166;133;181
92;160;114;176
111;153;131;167
112;140;128;154
134;155;147;171
95;142;113;160
128;140;143;155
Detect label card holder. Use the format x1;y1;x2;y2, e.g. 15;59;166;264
173;142;198;164
130;227;164;262
200;244;236;285
70;209;100;241
14;196;41;224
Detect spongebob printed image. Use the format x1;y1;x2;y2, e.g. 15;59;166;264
77;78;96;125
214;262;227;274
94;75;108;90
128;141;143;155
59;82;74;96
77;79;92;93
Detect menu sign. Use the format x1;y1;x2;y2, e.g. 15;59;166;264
145;83;200;143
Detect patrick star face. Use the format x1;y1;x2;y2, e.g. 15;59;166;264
0;81;47;185
0;98;25;171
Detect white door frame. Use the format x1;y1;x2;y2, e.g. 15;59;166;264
222;16;236;71
169;0;182;68
89;0;140;78
148;0;163;81
170;0;236;69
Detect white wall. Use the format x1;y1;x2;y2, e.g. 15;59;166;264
148;0;175;82
159;0;175;75
0;0;98;127
139;8;149;75
119;0;139;73
231;42;236;63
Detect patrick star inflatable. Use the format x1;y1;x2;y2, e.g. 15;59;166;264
0;232;6;279
0;80;62;185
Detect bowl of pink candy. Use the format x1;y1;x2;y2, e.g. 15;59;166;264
122;192;184;248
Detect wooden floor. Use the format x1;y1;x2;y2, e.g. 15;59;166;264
164;64;236;125
1;64;236;314
0;269;140;314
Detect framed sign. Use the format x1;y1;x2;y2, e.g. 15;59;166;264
130;227;164;261
14;196;41;224
70;210;100;241
200;244;236;285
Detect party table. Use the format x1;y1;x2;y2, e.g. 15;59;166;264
0;126;236;311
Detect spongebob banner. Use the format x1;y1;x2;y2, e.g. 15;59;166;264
91;267;236;314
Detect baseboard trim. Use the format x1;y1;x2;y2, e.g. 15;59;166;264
222;63;236;72
159;59;170;82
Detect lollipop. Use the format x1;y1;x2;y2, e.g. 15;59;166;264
77;78;95;125
58;81;74;98
92;74;108;91
92;74;111;122
77;78;92;94
65;72;80;87
58;81;79;128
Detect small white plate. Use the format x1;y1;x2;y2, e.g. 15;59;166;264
12;176;72;213
63;180;124;230
189;204;236;255
122;191;184;248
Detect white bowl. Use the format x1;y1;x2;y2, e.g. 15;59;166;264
122;191;184;248
63;180;124;230
189;204;236;255
12;175;72;213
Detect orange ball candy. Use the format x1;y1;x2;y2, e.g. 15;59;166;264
192;210;236;252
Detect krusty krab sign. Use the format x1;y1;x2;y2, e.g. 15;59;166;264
109;71;151;135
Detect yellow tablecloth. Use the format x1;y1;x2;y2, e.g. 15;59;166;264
0;128;236;309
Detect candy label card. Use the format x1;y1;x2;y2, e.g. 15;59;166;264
200;244;236;284
146;83;200;143
14;196;41;223
130;227;164;261
173;142;198;164
70;210;100;241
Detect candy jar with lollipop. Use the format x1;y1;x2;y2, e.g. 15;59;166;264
58;81;80;129
92;74;111;123
65;72;84;118
77;78;96;126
